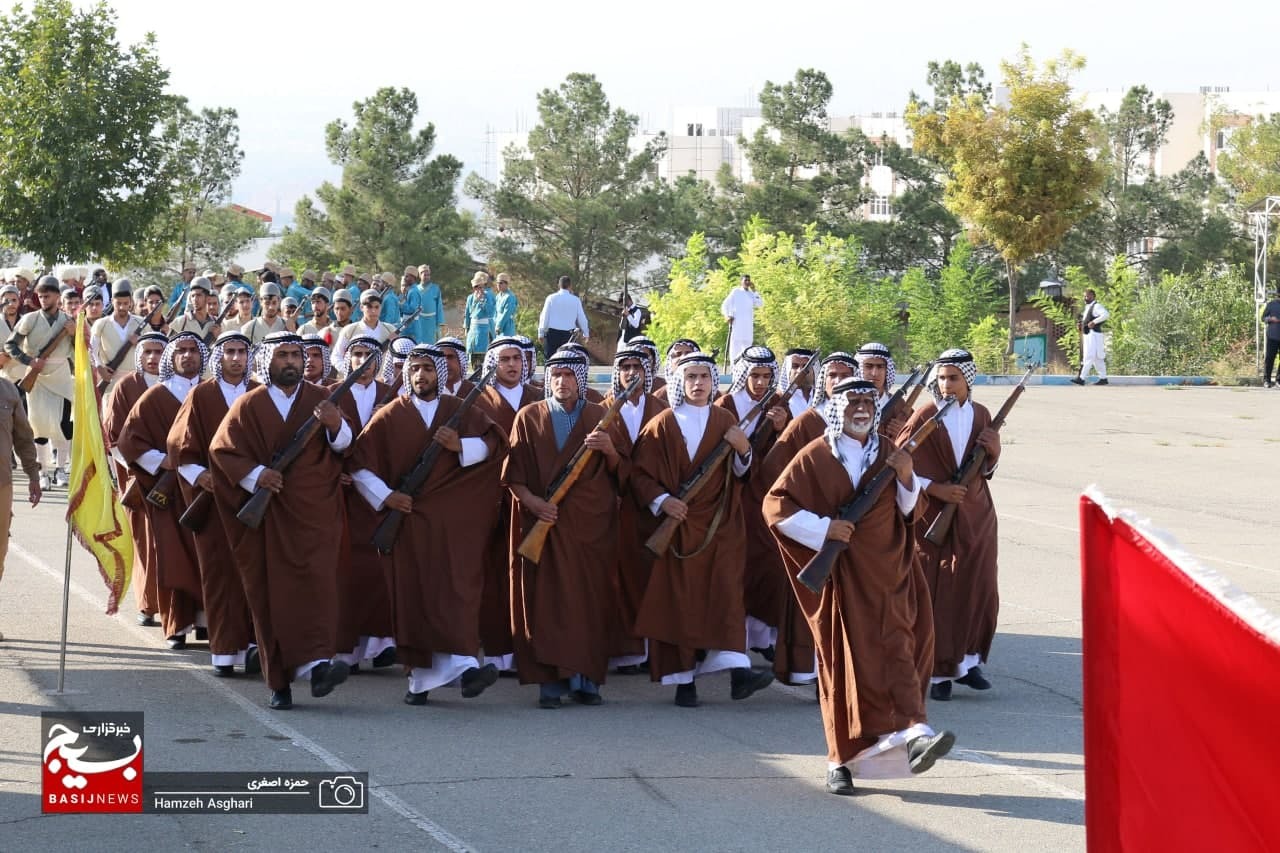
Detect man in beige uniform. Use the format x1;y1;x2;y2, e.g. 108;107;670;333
90;279;146;394
0;375;41;637
4;277;74;487
168;276;221;343
241;283;287;344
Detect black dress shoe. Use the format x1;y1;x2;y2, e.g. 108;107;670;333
908;730;956;774
930;680;952;701
137;612;159;627
538;695;561;709
309;661;350;698
371;647;398;668
212;664;236;677
955;666;992;691
269;688;293;710
194;627;209;642
166;634;187;650
730;667;775;700
244;647;261;676
404;690;429;706
1070;377;1085;385
674;683;699;707
571;690;603;706
1095;378;1109;385
750;645;776;663
615;664;641;675
460;664;499;698
826;766;855;796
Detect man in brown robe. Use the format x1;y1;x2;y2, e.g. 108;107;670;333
855;342;912;439
760;352;858;487
103;333;168;626
897;348;1001;702
301;334;334;385
628;336;665;397
332;336;397;671
778;347;818;419
435;337;476;397
763;378;955;795
474;336;540;673
603;348;667;673
550;342;604;403
349;345;506;705
503;351;625;707
116;333;207;649
208;331;354;710
629;352;774;707
165;331;258;675
715;346;794;676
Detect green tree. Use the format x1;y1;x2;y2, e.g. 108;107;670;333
648;219;901;360
275;87;472;289
465;73;668;302
907;47;1105;354
0;0;175;266
899;238;1006;363
728;68;867;239
1216;113;1280;208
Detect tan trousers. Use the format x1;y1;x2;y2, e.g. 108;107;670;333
0;481;11;584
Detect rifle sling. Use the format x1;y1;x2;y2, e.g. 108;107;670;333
669;458;734;561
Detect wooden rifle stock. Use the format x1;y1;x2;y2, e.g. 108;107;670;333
902;362;934;410
922;365;1036;546
235;355;377;529
371;367;497;554
178;489;214;532
644;387;776;557
120;476;145;511
516;374;642;564
18;319;73;393
796;399;955;593
749;350;821;454
145;469;178;509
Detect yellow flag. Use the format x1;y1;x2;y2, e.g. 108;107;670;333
65;314;133;614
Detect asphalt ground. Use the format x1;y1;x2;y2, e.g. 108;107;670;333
1;384;1275;851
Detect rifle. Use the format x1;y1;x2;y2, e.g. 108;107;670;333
178;483;214;532
371;367;497;554
383;308;422;350
796;399;956;593
516;374;642;564
200;298;240;347
148;284;187;331
18;316;74;393
722;321;733;373
874;363;927;435
902;362;933;410
749;350;820;453
145;469;178;510
644;387;776;557
235;355;378;529
922;364;1037;546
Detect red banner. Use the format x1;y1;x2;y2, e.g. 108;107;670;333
1081;492;1280;851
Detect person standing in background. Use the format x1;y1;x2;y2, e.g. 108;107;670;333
720;275;763;363
494;273;519;338
537;275;589;360
1262;291;1280;388
1072;289;1110;386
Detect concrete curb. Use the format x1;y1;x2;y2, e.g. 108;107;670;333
583;371;1219;387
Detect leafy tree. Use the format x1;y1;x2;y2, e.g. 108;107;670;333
907;47;1105;354
1216;113;1280;208
899;238;1006;363
728;68;867;239
647;218;900;360
0;0;175;266
465;73;668;302
275;87;472;289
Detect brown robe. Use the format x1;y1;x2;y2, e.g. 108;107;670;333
208;383;348;691
166;379;258;657
102;372;161;616
335;379;394;653
502;400;624;685
116;383;202;638
476;382;541;657
601;391;668;659
629;404;748;679
719;391;812;679
349;394;505;668
898;399;998;677
762;436;929;764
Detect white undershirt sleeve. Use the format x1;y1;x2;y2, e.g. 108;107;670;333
326;419;353;452
178;463;206;487
458;436;489;468
775;510;831;552
351;468;392;511
239;464;265;494
895;473;921;515
649;492;672;516
135;449;166;476
731;449;751;477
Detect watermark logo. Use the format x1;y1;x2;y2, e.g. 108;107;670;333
41;712;144;814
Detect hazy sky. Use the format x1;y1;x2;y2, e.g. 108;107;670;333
95;0;1278;224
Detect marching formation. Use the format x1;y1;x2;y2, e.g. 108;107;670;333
5;261;1025;796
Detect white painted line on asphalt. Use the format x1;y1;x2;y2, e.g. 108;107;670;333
11;539;475;853
769;683;1086;802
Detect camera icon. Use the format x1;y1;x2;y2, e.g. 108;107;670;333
318;776;365;809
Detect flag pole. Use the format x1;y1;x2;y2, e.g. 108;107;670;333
55;519;74;694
